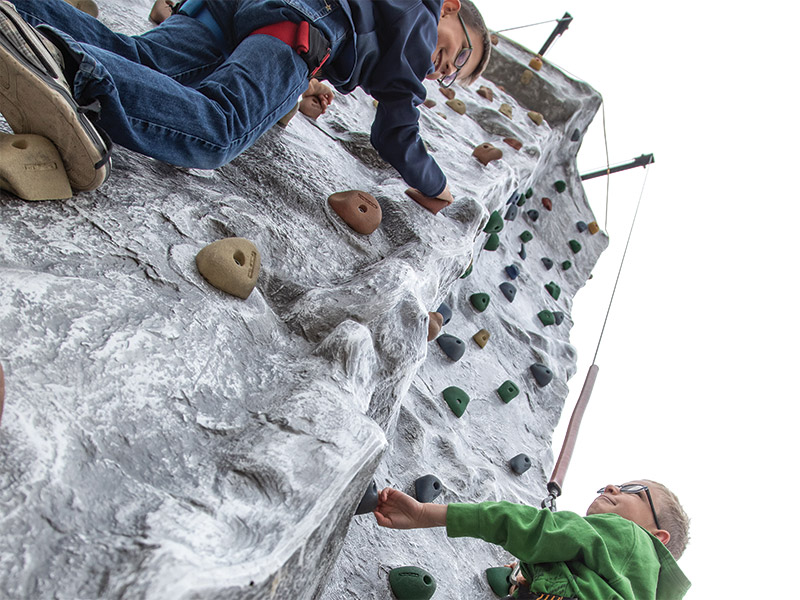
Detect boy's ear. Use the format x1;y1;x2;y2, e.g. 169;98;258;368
440;0;462;17
653;528;671;547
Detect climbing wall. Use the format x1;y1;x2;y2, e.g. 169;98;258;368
0;2;605;599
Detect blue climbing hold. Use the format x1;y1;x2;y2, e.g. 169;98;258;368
437;334;466;361
355;480;379;515
530;363;553;387
414;474;444;503
389;566;437;600
519;244;527;260
442;386;470;417
484;210;504;233
484;233;500;251
499;282;516;302
576;221;588;233
504;204;518;221
505;264;520;279
545;281;561;300
526;209;539;222
553;311;565;325
507;191;520;205
541;257;553;270
436;302;452;326
509;453;532;475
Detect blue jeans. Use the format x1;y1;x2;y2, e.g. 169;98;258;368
11;0;351;168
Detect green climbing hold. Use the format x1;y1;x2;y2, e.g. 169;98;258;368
561;260;572;271
461;261;473;278
389;566;437;600
470;293;490;312
485;566;514;597
569;239;582;253
497;380;519;403
484;233;500;251
484;210;504;233
519;230;533;243
442;386;470;418
525;188;533;198
545;281;561;300
554;180;567;193
537;309;555;326
516;196;526;207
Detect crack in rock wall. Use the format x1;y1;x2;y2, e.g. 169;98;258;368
0;3;607;599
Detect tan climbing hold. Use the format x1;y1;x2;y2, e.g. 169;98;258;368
277;103;300;127
445;99;466;115
437;112;447;120
588;221;600;234
476;86;494;101
149;0;171;24
0;133;72;200
439;87;456;100
520;70;534;85
372;99;379;108
196;238;261;299
503;137;522;151
528;110;544;125
405;188;451;215
328;190;382;235
65;0;99;18
529;56;544;71
499;103;513;119
427;312;444;342
423;98;437;108
472;143;503;166
473;329;490;348
490;33;499;45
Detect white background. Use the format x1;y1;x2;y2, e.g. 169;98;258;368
470;0;800;596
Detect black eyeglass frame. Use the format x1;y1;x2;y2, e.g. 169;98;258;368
596;484;661;530
438;13;473;88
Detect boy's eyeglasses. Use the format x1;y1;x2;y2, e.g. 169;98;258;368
596;484;661;530
438;13;473;88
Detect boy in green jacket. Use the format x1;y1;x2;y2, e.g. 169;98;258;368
373;480;691;599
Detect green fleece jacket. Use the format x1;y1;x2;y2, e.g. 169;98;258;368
446;502;690;600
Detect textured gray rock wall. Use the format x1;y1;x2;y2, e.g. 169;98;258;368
0;3;606;599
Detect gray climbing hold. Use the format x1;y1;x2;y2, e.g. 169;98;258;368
436;302;453;325
504;204;518;221
507;191;520;205
499;282;516;302
509;453;532;475
437;334;466;361
553;311;565;325
541;257;553;270
414;474;443;503
519;245;527;260
571;128;581;142
576;221;588;232
526;209;539;222
530;363;553;387
505;264;520;279
355;480;379;515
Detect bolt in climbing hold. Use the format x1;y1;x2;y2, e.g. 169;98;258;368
509;453;532;475
537;310;555;326
553;311;565;325
499;282;517;302
196;238;261;299
355;480;379;515
526;209;539;222
504;204;518;221
470;293;491;312
436;302;453;326
530;363;553;387
473;329;491;348
484;211;504;233
436;334;466;362
484;233;500;251
588;221;600;234
519;230;533;243
561;260;571;271
545;281;561;300
569;240;582;254
505;265;520;280
541;257;553;270
442;386;470;418
576;221;588;233
414;474;444;503
389;566;437;600
486;567;514;597
497;380;519;403
542;197;553;211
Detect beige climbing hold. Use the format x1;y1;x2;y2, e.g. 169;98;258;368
437;112;447;120
328;190;382;235
428;312;444;342
277;103;300;127
520;70;534;85
476;86;493;101
439;87;456;100
490;33;499;45
588;221;600;234
473;329;490;348
423;98;437;108
196;238;261;299
445;99;466;115
149;0;172;24
64;0;99;18
372;99;379;108
0;133;72;200
472;143;503;166
529;56;544;71
528;110;544;125
499;103;513;119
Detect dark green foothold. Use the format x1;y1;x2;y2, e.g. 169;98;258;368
571;128;581;142
509;453;532;474
519;230;533;243
504;204;518;221
554;180;567;193
516;196;526;207
526;209;539;222
442;386;470;418
485;566;514;597
545;281;561;300
541;257;553;270
497;380;519;403
530;363;553;387
355;480;379;515
470;292;490;312
461;261;473;278
436;333;466;361
414;474;443;503
537;310;555;326
389;566;437;600
499;282;516;302
484;210;504;233
525;187;533;198
561;260;572;271
484;233;500;251
576;221;588;232
569;239;582;254
553;311;565;325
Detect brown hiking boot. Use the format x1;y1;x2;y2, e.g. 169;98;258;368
0;0;110;192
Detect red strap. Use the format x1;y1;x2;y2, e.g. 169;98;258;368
249;21;310;54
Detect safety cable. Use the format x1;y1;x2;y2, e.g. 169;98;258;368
493;18;563;34
601;102;610;231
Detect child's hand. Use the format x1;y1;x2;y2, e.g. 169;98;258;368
374;488;424;529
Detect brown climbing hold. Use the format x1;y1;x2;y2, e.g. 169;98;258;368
472;329;490;348
588;221;600;234
405;188;451;215
499;103;513;119
149;0;172;23
423;98;437;108
542;197;553;211
277;103;300;127
528;111;544;125
446;99;466;115
440;87;456;100
520;70;534;85
0;133;72;200
328;190;382;235
472;143;503;166
437;113;448;120
65;0;99;18
490;33;499;45
477;86;494;101
196;238;261;299
372;99;379;107
428;312;444;342
529;56;544;71
503;137;522;151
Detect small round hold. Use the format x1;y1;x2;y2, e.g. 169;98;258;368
499;282;517;302
477;86;494;101
518;244;527;260
484;233;500;251
328;190;382;235
472;142;503;165
355;480;379;515
414;474;444;503
509;453;532;475
528;111;543;125
588;221;600;234
503;137;522;150
519;69;534;85
505;264;520;280
427;311;443;342
541;257;554;270
440;87;456;99
499;103;513;119
561;260;572;271
472;328;491;348
442;386;470;418
530;363;553;387
436;302;453;326
446;99;466;115
504;204;518;221
490;33;499;45
569;239;582;254
571;128;581;142
436;334;466;362
576;221;588;233
497;380;519;403
519;230;533;243
537;310;555;326
423;98;437;108
470;292;491;312
196;238;261;299
529;56;544;71
542;197;553;211
553;311;565;325
545;281;561;300
554;180;567;193
484;210;504;233
389;566;437;600
526;209;540;222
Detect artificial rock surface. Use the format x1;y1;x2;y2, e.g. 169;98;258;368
0;4;607;599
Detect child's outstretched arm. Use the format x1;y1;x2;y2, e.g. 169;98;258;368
373;488;447;529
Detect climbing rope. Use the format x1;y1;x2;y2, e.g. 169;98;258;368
602;102;610;232
493;18;564;34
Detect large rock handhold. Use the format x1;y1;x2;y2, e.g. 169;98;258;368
0;133;71;201
442;386;470;418
355;480;379;515
436;334;466;361
195;237;261;299
414;474;443;503
485;567;514;597
328;190;382;235
472;142;503;166
530;363;554;387
389;566;437;600
446;99;466;115
509;453;532;475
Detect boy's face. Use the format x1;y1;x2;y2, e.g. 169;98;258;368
426;0;484;86
586;481;661;532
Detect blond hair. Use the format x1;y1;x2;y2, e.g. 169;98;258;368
458;0;491;85
643;479;691;559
